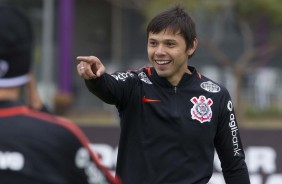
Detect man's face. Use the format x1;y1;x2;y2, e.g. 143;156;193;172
147;29;195;85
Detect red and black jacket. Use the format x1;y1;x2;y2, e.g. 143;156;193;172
0;100;120;184
85;66;250;184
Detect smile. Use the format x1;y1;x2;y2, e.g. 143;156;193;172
155;60;172;65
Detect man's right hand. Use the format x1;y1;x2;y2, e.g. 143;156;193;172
76;56;105;80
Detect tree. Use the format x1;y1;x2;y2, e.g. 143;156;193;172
141;0;282;123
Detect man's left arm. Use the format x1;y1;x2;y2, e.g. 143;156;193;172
214;89;250;184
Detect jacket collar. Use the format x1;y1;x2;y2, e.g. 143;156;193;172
150;66;199;88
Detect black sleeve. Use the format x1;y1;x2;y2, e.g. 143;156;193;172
85;71;138;108
85;74;116;104
214;88;250;184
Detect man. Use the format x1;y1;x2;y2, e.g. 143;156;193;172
0;5;120;184
77;5;250;184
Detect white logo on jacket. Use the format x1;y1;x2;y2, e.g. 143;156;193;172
190;95;213;123
138;72;152;84
200;81;221;93
227;100;242;156
227;100;233;111
75;148;108;184
0;151;24;171
111;72;134;82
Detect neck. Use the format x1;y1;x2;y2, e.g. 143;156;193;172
0;88;20;101
167;67;192;86
186;67;192;75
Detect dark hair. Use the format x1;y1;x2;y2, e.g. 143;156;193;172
146;5;197;57
0;5;33;87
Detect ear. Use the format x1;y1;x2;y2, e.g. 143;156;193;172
187;38;198;56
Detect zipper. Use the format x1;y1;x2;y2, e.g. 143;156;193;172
172;86;178;118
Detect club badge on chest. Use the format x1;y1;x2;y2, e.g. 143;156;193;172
190;95;213;123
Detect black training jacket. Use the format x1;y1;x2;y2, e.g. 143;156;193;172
85;66;250;184
0;100;120;184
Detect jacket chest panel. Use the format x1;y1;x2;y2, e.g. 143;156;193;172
139;85;217;143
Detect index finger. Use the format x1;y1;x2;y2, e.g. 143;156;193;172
76;56;99;63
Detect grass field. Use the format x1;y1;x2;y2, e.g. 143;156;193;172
64;109;282;129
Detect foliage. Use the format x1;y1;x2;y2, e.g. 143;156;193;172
142;0;229;20
142;0;282;29
234;0;282;27
245;106;282;118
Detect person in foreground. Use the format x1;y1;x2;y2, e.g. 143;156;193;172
0;5;120;184
77;5;250;184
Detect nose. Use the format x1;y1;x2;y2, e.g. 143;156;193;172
155;45;165;56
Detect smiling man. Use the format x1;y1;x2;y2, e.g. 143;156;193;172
76;5;250;184
147;29;197;86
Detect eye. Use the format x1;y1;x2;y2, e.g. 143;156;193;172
149;40;157;47
166;41;176;47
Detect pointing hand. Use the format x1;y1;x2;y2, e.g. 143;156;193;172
76;56;105;80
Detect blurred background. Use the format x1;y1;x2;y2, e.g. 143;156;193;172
1;0;282;183
1;0;281;126
1;0;281;127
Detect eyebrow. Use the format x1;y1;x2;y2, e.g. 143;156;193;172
148;38;177;42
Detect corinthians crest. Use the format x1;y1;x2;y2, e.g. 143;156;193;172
190;95;213;123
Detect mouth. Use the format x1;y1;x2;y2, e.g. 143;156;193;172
154;60;172;65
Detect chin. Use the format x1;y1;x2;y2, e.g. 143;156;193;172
155;69;170;78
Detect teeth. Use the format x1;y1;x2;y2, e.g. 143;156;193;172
155;60;171;65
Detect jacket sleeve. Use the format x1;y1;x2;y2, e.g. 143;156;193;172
214;88;250;184
57;117;121;184
85;71;138;108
